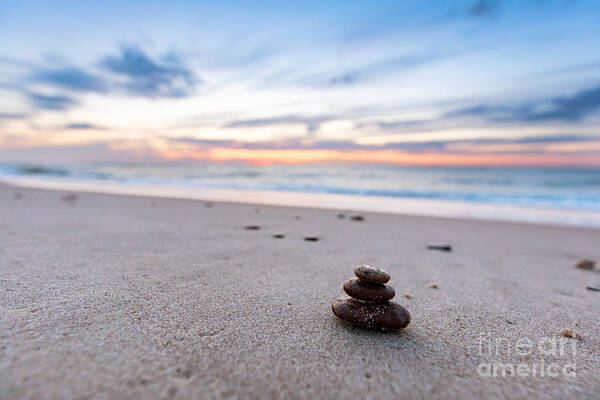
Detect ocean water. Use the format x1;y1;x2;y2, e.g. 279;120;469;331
1;162;600;212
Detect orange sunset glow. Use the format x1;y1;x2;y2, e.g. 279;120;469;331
159;146;600;167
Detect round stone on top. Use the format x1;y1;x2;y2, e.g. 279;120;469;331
354;264;390;284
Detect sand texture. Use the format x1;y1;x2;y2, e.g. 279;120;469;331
1;184;599;399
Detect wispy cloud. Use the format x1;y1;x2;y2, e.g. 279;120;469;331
99;46;199;98
0;112;27;119
1;44;200;116
224;114;335;134
31;66;108;92
165;133;600;153
0;142;160;163
318;51;462;87
468;0;499;17
356;83;600;136
27;92;78;110
63;123;103;130
447;84;600;122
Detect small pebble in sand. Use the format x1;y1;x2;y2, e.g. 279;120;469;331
427;243;452;252
354;264;390;284
304;236;319;242
254;208;260;214
429;283;439;289
62;193;78;202
294;215;301;220
337;213;346;219
332;266;410;331
560;328;582;340
574;259;595;270
586;283;600;292
404;294;412;299
244;225;260;230
205;202;214;208
350;215;364;221
272;233;285;239
13;192;23;200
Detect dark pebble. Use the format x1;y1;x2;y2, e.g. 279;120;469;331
354;264;390;284
586;284;600;292
272;233;285;239
294;215;301;220
332;297;410;330
343;278;395;302
304;236;319;242
337;213;346;219
245;225;260;230
575;259;595;270
350;215;364;221
62;193;78;202
427;243;452;252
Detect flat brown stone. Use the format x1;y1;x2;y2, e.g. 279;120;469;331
343;278;395;302
354;264;390;284
332;297;410;330
575;259;595;270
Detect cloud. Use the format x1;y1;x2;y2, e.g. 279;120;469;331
329;73;357;86
164;137;239;147
0;45;201;119
31;66;107;92
99;46;199;98
325;51;461;87
512;134;596;143
447;84;600;122
0;112;26;119
27;93;78;110
63;123;103;130
164;133;599;153
0;142;161;164
365;83;600;134
468;0;499;17
224;114;334;134
165;136;367;150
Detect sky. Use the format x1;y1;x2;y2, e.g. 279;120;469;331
1;0;600;166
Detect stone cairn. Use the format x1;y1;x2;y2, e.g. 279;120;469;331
332;265;410;331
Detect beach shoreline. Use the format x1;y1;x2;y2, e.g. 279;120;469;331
3;175;600;228
1;183;599;399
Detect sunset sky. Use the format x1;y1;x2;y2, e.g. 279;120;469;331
1;0;600;166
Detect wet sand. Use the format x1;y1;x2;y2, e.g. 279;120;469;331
1;184;599;399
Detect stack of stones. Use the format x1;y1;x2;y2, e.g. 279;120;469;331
332;265;410;331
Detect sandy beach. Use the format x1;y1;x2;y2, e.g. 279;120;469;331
1;183;599;399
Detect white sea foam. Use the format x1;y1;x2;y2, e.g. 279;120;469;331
3;175;600;228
